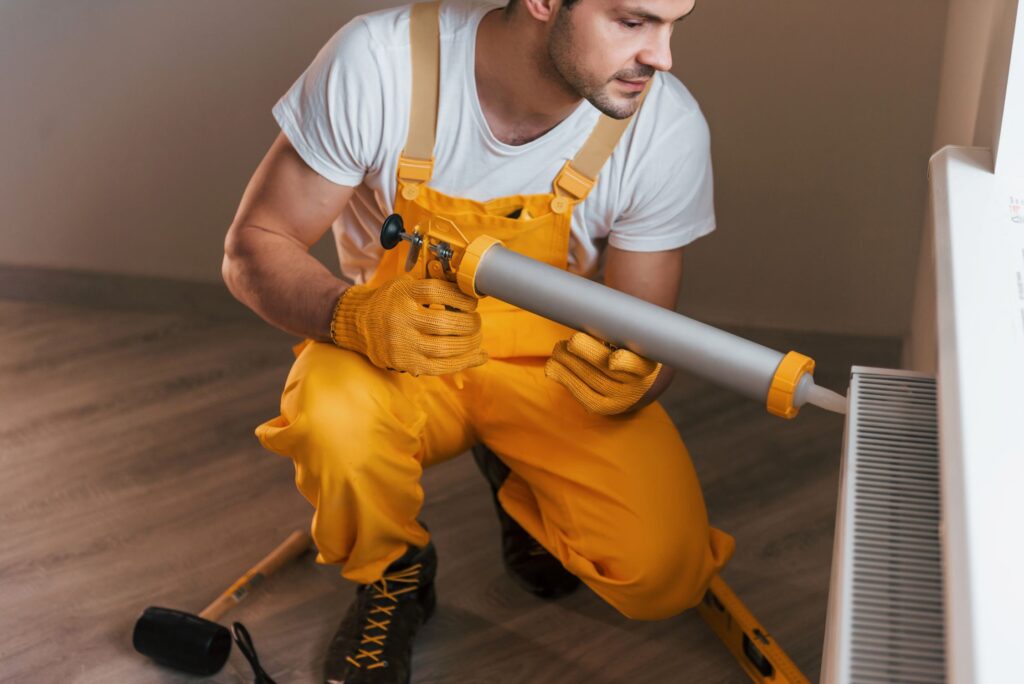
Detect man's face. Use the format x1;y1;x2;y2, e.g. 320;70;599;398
546;0;697;119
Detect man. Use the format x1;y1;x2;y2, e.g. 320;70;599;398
222;0;734;681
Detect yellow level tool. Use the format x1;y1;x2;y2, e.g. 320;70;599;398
697;575;810;684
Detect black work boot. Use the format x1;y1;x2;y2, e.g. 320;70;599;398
471;445;580;599
323;542;437;684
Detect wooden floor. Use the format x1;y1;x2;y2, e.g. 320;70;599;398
0;296;901;683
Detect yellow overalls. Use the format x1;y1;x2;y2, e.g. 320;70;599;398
256;1;733;620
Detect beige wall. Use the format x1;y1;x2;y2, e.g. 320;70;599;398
669;0;946;335
905;0;1018;370
932;0;1008;149
1;0;947;336
0;0;376;281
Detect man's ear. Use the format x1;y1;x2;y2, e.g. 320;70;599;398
518;0;562;23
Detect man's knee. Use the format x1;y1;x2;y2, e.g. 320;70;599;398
275;349;422;478
586;532;718;621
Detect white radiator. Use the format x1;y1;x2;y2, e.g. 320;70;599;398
821;367;943;684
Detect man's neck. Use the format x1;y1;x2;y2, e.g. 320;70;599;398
475;7;582;146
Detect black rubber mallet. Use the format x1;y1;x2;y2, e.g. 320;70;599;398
132;530;311;675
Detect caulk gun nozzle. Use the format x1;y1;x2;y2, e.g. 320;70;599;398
806;381;848;415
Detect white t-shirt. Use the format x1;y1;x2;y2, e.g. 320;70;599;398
274;0;716;283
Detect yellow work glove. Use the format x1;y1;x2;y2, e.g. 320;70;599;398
330;276;487;376
545;332;661;416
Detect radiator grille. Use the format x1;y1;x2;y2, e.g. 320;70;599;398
827;367;944;684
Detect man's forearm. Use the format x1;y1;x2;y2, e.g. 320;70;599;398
222;224;347;341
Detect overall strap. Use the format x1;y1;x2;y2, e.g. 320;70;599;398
398;1;440;194
551;82;652;212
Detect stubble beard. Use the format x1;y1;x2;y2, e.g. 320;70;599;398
545;9;653;120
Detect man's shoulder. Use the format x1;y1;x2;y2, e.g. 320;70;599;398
351;0;497;47
609;72;711;188
343;4;409;51
646;72;705;126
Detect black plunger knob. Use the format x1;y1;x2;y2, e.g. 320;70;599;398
380;214;406;250
133;606;232;676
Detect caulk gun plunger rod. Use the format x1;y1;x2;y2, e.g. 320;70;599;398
470;243;846;414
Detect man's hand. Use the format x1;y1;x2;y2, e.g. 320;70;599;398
331;276;488;376
545;332;661;416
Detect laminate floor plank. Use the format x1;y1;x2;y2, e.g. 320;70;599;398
0;298;901;683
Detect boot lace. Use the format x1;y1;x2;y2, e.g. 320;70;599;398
345;563;423;670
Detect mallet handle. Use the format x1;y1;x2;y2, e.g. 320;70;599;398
199;530;311;622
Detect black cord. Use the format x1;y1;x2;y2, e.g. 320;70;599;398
231;621;278;684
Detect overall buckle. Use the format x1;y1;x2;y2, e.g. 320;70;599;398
551;162;595;214
397;156;434;200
